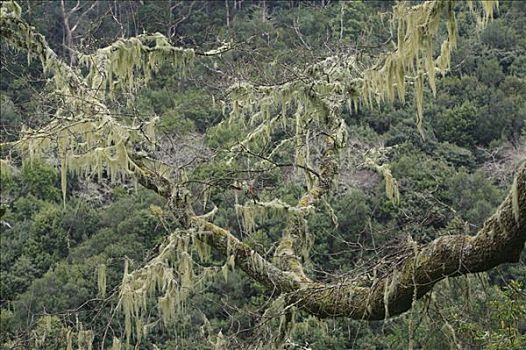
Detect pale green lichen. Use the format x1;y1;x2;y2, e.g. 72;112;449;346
1;1;195;204
97;263;107;298
77;329;94;350
511;176;520;224
365;148;400;205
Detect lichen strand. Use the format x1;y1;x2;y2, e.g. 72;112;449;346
365;147;401;204
97;263;107;298
16;115;158;205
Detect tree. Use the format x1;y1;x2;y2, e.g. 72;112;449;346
1;0;524;348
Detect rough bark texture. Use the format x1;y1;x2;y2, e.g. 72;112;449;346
192;161;525;320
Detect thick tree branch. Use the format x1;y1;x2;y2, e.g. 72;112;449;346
193;218;311;288
189;162;525;320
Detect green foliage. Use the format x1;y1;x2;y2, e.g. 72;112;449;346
477;56;506;86
481;19;518;50
0;94;21;142
291;316;348;350
60;200;99;244
309;190;371;271
453;280;526;350
0;0;524;349
433;142;476;169
30;316;69;350
433;101;478;149
0;309;15;348
139;88;222;134
0;255;38;305
24;204;69;271
448;170;504;226
19;161;61;202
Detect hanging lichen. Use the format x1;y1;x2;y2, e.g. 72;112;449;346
78;33;197;100
0;158;14;177
362;0;497;136
194;234;211;262
235;204;259;234
97;263;107;298
0;1;218;204
1;0;497;213
0;1;505;346
65;329;73;350
380;165;400;205
383;269;399;318
512;176;520;224
116;230;221;346
111;337;122;350
77;326;94;350
253;295;296;350
221;254;236;282
365;148;400;205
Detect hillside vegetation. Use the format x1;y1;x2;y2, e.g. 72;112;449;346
0;1;525;349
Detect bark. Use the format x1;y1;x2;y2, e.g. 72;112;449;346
192;161;525;320
60;0;75;64
59;0;97;65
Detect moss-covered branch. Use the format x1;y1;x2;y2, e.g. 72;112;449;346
193;162;525;320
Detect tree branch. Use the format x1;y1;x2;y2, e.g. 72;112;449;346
192;162;525;320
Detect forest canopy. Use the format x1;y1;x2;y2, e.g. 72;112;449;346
0;0;525;349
